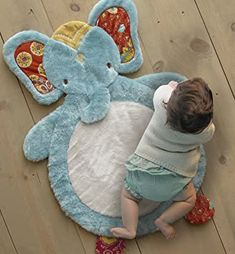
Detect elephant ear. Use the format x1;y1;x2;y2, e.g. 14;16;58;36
3;31;63;105
88;0;143;74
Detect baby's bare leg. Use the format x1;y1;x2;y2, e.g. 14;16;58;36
111;188;139;239
155;182;196;239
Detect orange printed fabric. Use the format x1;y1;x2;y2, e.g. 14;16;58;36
96;7;135;63
14;41;54;94
96;236;125;254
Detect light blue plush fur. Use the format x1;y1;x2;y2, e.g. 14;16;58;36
3;0;207;237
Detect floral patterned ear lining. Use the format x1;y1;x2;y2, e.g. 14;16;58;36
96;7;135;63
14;41;54;94
96;236;125;254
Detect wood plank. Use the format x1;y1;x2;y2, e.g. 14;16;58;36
0;39;49;254
0;0;58;123
0;210;17;254
0;0;51;36
0;36;86;254
192;3;235;251
138;220;225;254
134;0;235;253
195;0;235;95
41;0;97;30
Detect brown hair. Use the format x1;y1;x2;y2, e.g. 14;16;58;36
165;78;213;133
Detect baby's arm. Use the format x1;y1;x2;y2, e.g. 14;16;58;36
200;122;215;143
152;81;178;109
135;72;186;90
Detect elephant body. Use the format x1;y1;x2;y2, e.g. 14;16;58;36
3;0;207;236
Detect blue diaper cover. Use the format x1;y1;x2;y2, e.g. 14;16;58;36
124;154;192;202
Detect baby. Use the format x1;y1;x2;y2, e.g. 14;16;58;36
111;78;215;239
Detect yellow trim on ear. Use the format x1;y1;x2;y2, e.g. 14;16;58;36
52;21;92;49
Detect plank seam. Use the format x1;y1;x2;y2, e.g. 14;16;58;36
194;0;235;101
0;209;19;254
136;238;143;254
40;0;55;30
200;188;227;254
138;31;154;73
74;225;89;254
18;81;37;123
0;32;4;43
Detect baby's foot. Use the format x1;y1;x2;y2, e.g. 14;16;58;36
154;219;176;239
110;227;136;239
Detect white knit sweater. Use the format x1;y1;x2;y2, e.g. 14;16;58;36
135;81;215;177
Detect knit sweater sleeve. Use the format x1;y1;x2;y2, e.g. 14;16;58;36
153;81;178;109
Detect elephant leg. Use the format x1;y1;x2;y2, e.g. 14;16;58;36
23;109;60;161
79;88;111;124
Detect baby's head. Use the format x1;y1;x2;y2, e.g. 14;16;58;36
166;78;213;134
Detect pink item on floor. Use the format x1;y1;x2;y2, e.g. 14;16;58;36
96;236;126;254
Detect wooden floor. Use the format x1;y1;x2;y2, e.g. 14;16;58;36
0;0;235;253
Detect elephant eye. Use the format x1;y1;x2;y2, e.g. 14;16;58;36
107;63;112;68
63;79;68;85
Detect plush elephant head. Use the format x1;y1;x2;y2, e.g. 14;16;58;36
3;0;143;123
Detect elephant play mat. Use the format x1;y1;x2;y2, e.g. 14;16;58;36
3;0;212;239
